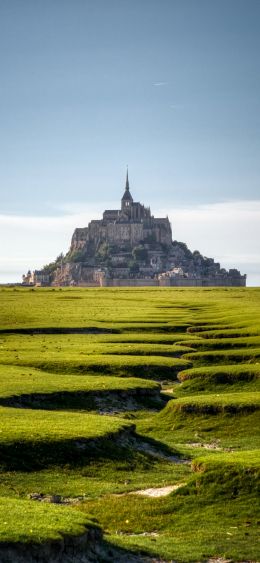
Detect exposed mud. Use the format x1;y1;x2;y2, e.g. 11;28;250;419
186;441;234;452
0;387;165;413
28;492;84;505
130;483;185;497
0;526;102;563
116;432;189;465
116;531;160;538
133;439;189;464
0;536;167;563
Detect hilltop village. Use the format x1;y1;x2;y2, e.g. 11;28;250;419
23;172;246;287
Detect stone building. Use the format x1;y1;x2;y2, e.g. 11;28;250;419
23;171;246;287
71;170;172;252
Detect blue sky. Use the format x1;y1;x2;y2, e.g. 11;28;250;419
0;0;259;284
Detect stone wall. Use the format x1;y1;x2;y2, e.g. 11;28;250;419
103;278;159;287
106;222;143;244
70;228;88;251
103;276;246;288
70;213;172;253
160;276;246;287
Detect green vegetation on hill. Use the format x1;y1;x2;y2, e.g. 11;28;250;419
0;286;259;562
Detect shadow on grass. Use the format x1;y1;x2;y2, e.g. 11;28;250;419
95;537;159;562
0;327;120;335
0;430;182;472
0;535;157;563
135;324;191;334
7;359;190;381
0;388;168;412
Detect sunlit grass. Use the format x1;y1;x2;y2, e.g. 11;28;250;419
0;496;96;544
0;364;159;399
0;406;132;444
0;286;259;560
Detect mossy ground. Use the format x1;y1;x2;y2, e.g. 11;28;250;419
0;286;259;561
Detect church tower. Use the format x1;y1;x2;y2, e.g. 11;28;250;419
121;168;133;213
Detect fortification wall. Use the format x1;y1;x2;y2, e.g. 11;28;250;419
102;276;246;288
159;276;246;287
103;278;158;287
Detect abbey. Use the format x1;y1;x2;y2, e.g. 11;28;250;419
71;169;172;254
23;172;246;287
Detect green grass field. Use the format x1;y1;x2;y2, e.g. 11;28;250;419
0;286;259;561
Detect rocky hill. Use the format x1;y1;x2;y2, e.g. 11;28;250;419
23;173;246;287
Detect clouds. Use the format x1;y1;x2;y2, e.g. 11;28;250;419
1;200;259;285
0;202;114;282
152;82;168;87
167;200;260;261
166;200;260;285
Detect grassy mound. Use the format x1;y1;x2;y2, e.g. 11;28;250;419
176;364;260;394
0;365;162;410
97;332;198;343
192;450;260;496
178;364;260;383
0;496;97;544
184;347;260;365
1;355;191;380
190;326;260;338
159;393;260;416
0;407;132;443
0;407;134;470
139;394;260;453
179;335;260;349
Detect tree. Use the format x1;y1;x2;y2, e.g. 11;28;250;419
128;259;140;274
96;242;111;262
132;245;148;262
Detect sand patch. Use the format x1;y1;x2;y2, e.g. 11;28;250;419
130;483;185;497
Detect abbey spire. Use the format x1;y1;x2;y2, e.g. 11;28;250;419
125;167;130;190
121;167;133;206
